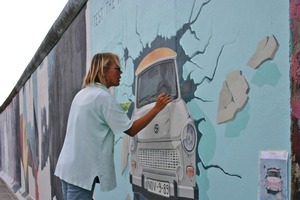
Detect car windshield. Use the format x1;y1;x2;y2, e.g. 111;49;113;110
136;59;178;108
267;170;280;178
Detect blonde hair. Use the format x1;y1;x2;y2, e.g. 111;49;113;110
82;53;120;88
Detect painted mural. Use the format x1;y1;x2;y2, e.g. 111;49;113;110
91;0;290;200
0;0;292;200
129;48;198;199
0;97;21;191
47;8;87;200
1;6;87;200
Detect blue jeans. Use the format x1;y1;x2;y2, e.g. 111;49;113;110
61;178;97;200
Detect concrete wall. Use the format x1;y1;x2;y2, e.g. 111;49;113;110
0;0;292;199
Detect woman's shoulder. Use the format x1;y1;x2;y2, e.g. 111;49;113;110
86;85;114;102
75;85;112;102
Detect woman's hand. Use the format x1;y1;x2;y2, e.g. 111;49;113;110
125;93;172;136
153;93;172;112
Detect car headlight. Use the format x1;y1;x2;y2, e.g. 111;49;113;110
182;123;196;153
130;136;138;153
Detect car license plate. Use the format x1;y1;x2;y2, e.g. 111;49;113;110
147;178;170;197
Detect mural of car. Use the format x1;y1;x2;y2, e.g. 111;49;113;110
129;47;198;199
265;168;282;194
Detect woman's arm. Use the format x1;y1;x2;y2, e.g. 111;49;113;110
124;93;172;136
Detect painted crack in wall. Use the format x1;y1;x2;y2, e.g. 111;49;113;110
38;0;290;199
93;0;244;198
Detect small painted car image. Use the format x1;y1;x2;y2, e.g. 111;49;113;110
129;48;198;199
264;167;282;200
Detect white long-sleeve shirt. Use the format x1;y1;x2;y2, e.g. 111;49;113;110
55;83;132;192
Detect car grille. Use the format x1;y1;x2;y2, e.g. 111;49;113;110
139;149;179;170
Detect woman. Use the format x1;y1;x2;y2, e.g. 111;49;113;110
54;53;172;200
